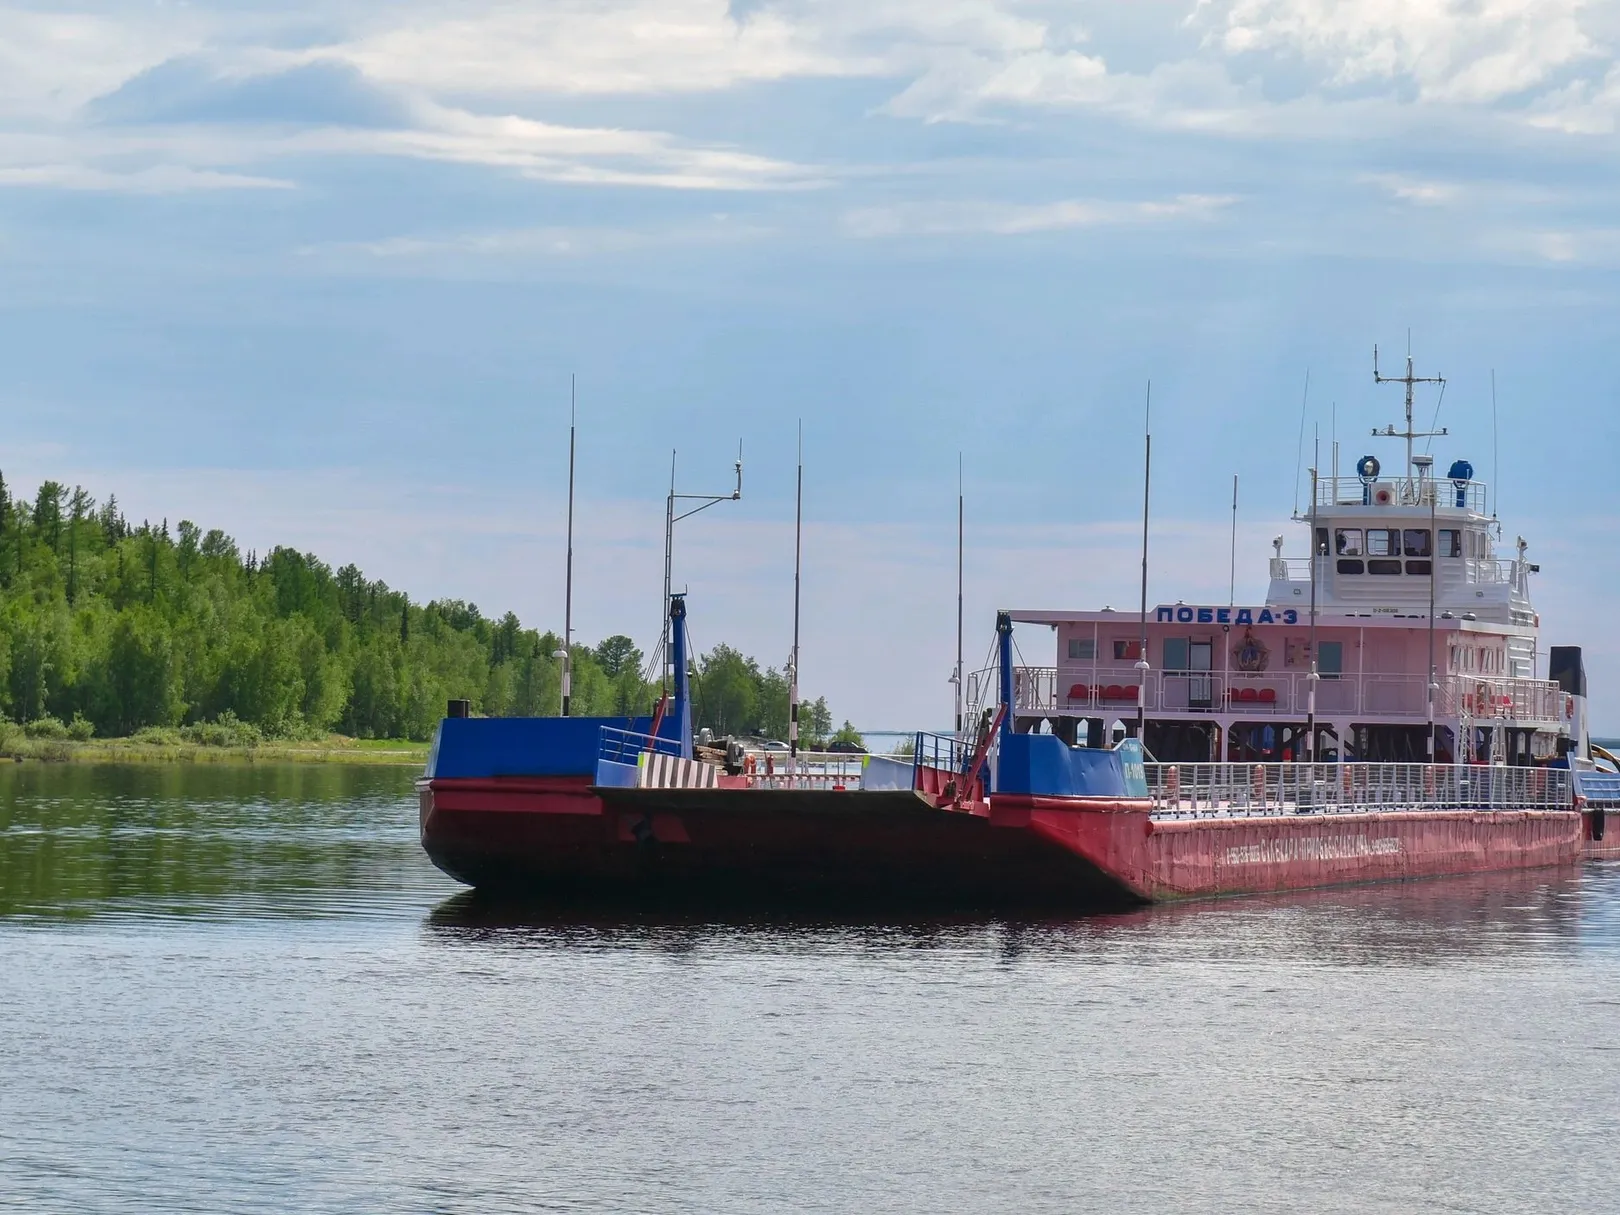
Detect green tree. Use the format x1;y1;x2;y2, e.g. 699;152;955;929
830;720;866;750
801;696;834;749
0;475;847;743
95;607;184;733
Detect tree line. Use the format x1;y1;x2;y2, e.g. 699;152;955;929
0;476;861;746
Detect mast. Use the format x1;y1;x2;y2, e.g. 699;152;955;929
560;375;576;717
1372;342;1446;481
1223;474;1236;764
1136;382;1151;741
662;450;676;692
955;453;964;738
1428;479;1438;763
1307;464;1320;762
661;442;744;691
1228;474;1238;608
790;423;802;765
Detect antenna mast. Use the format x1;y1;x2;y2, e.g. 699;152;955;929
560;375;577;716
790;423;802;766
955;453;964;739
1136;381;1151;742
1372;343;1447;480
661;440;744;690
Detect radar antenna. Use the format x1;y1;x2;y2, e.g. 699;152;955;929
1372;341;1446;480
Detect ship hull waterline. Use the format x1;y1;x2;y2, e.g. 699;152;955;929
420;778;1587;907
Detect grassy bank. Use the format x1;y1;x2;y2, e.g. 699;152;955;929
0;732;428;766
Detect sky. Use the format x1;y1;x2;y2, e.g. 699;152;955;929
2;0;1619;731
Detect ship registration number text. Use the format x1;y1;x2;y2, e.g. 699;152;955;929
1224;836;1402;866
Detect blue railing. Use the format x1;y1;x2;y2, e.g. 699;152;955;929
911;731;973;781
599;725;683;765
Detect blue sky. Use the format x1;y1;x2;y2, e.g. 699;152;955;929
3;0;1619;729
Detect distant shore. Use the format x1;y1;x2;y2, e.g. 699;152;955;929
0;735;429;766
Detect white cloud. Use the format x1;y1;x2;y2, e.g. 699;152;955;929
336;0;872;96
303;215;773;266
1213;0;1599;103
1509;226;1620;264
312;102;827;190
0;6;201;119
1528;64;1620;133
0;163;292;193
1361;173;1461;206
844;192;1235;237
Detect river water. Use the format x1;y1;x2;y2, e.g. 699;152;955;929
1;764;1617;1214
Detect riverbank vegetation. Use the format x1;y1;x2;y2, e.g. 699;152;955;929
0;477;859;750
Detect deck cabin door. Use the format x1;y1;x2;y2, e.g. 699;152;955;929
1189;641;1214;709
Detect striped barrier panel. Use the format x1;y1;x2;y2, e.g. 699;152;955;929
637;752;720;789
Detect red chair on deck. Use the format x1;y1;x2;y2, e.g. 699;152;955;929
1238;687;1259;703
1257;687;1277;705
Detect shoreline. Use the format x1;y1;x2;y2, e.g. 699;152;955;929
0;736;429;766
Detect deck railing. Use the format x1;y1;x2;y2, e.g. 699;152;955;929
735;749;868;790
1313;475;1490;513
978;665;1566;725
1145;761;1572;818
599;725;682;763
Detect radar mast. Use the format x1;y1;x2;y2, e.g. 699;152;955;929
1372;341;1447;480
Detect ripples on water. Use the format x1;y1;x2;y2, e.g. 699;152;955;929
1;763;1617;1214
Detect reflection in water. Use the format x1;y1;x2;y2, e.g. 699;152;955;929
0;762;428;920
2;764;1618;1215
425;865;1618;967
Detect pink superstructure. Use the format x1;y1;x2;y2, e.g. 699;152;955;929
974;361;1585;771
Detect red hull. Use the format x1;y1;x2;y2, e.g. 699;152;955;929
1583;808;1619;860
995;794;1582;899
420;777;1588;905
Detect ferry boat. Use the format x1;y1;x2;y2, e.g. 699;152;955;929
418;355;1619;905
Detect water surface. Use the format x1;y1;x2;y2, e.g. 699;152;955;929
2;763;1616;1213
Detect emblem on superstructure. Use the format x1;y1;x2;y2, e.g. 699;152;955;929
1234;630;1269;673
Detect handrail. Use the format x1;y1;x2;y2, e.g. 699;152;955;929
599;725;682;763
1314;475;1489;513
911;730;975;775
991;665;1566;723
736;750;867;789
1145;760;1571;819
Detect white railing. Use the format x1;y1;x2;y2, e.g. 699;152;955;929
1269;554;1527;594
1146;761;1572;819
1270;556;1314;581
991;666;1566;724
736;749;867;790
599;725;682;763
1314;475;1489;514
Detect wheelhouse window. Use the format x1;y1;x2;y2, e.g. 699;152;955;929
1367;529;1399;557
1403;529;1432;557
1335;529;1363;556
1068;638;1096;660
1113;639;1142;661
1337;559;1365;574
1439;529;1462;558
